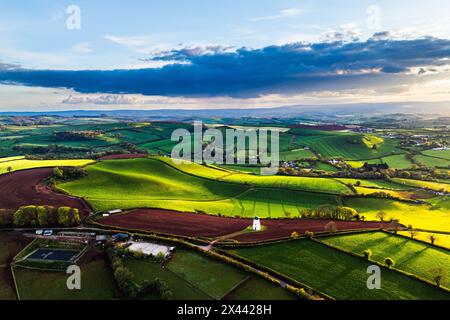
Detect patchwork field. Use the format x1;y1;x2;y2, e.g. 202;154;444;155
231;239;450;300
126;251;296;300
59;157;347;215
321;231;450;289
344;197;450;232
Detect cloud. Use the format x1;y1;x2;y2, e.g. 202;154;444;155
250;8;305;22
0;61;21;71
1;36;450;98
73;42;92;53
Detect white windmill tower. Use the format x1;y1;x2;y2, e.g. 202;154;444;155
252;216;261;231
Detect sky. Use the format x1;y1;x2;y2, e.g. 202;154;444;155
1;0;450;111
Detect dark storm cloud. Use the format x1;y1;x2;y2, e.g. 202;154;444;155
0;37;450;97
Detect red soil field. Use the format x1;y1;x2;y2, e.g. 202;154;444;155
98;209;388;242
0;168;91;216
98;154;148;160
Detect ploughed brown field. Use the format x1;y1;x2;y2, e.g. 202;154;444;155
0;168;91;216
98;209;388;242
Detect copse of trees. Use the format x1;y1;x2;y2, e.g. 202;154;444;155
299;205;359;221
12;205;81;227
53;166;87;180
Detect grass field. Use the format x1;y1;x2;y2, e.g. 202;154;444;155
165;249;248;300
125;259;211;300
289;130;401;160
59;157;345;216
422;149;450;160
343;197;450;232
0;234;31;300
397;231;450;250
391;178;450;193
231;239;450;300
414;155;450;168
336;178;412;190
0;158;94;174
381;154;414;169
321;231;450;289
224;276;297;300
14;249;118;300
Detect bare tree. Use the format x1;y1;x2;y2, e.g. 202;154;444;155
409;228;419;239
428;234;438;245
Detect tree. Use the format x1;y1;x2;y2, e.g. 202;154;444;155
429;268;447;287
53;167;63;179
6;166;12;173
324;221;338;233
363;249;372;260
385;257;395;268
428;234;438;245
304;231;314;238
290;231;299;239
36;206;49;226
376;211;387;222
57;207;71;226
409;228;419;239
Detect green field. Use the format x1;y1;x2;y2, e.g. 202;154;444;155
0;234;31;300
289;129;401;160
381;154;414;169
126;254;295;300
422;149;450;160
414;155;450;168
224;276;297;300
0;158;94;174
59;157;345;216
14;250;118;300
165;249;248;300
125;259;211;300
321;231;450;289
231;239;450;300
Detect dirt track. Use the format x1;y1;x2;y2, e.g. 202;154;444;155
0;168;91;216
98;209;388;242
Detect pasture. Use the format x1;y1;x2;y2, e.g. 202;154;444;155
59;157;345;216
165;249;248;300
321;231;450;289
231;239;450;300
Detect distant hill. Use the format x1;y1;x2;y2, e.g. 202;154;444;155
0;102;448;120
